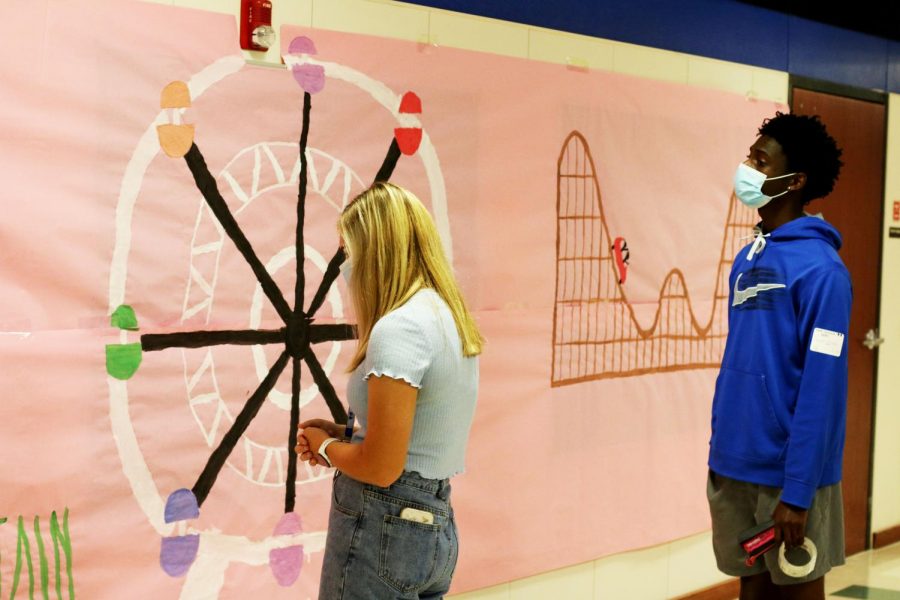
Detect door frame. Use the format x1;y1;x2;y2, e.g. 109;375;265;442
788;74;888;548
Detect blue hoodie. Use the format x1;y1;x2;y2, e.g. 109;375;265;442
709;216;852;509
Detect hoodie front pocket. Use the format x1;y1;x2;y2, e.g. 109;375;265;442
711;368;788;463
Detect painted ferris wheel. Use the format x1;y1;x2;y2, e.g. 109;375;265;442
106;35;448;597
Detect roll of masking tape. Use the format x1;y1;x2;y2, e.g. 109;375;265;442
778;538;817;578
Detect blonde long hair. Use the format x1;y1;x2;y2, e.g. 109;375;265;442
339;182;483;371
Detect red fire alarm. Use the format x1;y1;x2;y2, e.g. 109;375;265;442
240;0;275;51
894;201;900;222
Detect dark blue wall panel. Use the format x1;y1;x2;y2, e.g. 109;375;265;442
407;0;789;70
789;18;889;91
889;41;900;93
400;0;898;94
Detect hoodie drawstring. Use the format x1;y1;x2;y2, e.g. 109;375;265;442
744;229;770;261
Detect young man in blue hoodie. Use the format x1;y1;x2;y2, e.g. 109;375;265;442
708;112;848;600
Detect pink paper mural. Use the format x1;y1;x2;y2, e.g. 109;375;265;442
0;2;782;596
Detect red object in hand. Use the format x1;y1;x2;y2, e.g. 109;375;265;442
240;0;274;51
739;519;777;566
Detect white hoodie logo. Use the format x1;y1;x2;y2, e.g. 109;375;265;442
732;273;786;307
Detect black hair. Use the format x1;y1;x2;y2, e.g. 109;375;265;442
758;112;843;203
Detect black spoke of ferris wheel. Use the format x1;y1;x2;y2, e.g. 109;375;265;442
184;143;293;324
304;348;348;423
307;247;346;318
285;357;301;513
373;138;401;183
294;92;312;319
191;351;290;506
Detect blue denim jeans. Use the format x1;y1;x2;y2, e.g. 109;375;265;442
319;470;459;600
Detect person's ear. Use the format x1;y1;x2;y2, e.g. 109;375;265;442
788;173;807;192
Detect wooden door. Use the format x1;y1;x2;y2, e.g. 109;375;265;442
791;85;886;554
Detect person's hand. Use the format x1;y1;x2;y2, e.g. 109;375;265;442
294;429;314;465
299;418;345;440
773;501;808;548
295;426;331;467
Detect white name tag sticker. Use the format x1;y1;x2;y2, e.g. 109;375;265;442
810;328;845;357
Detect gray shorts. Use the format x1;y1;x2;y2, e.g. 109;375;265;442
707;470;845;585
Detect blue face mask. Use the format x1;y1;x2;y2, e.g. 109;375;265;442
733;162;796;209
340;259;352;284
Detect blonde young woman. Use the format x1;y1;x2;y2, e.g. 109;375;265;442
295;182;483;600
